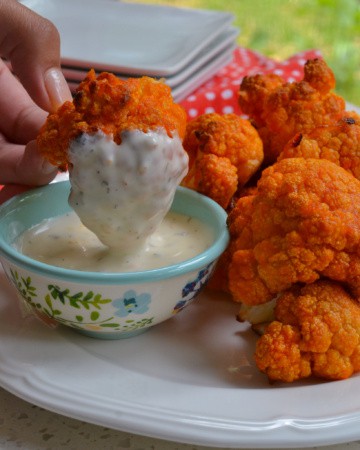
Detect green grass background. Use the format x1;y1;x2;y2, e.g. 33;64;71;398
128;0;360;105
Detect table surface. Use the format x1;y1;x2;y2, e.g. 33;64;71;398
0;387;359;450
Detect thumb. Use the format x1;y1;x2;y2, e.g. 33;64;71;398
0;0;72;112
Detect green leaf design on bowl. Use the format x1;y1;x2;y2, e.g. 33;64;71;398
7;268;154;334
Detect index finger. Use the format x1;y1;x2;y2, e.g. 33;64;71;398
0;0;72;112
0;60;47;143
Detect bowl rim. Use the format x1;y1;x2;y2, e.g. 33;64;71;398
0;183;229;284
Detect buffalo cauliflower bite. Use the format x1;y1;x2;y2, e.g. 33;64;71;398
36;70;189;250
278;115;360;179
237;73;284;127
225;157;360;306
238;58;346;164
37;70;187;169
185;154;238;209
255;281;360;382
181;113;263;209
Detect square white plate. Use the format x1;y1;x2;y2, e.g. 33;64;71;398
66;43;235;102
62;26;239;87
20;0;234;76
171;44;235;101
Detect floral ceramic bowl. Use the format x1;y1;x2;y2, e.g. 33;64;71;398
0;181;229;339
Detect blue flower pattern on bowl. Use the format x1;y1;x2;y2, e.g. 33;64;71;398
173;262;214;314
113;290;152;317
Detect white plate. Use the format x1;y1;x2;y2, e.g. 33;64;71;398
62;26;239;87
1;268;360;448
66;44;235;102
20;0;234;76
171;45;234;102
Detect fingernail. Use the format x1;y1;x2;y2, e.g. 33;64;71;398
41;159;58;175
44;67;72;111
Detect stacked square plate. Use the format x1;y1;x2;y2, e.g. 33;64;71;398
20;0;239;101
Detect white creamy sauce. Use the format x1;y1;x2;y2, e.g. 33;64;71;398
68;129;189;251
16;211;213;272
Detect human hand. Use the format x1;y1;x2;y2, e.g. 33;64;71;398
0;0;72;203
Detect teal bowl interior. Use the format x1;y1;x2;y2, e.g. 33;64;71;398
0;181;229;283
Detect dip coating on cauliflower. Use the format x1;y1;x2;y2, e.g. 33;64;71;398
255;281;360;382
37;70;187;169
181;113;263;209
224;157;360;306
238;58;346;164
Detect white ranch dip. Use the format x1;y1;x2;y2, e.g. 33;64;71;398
68;129;188;251
16;211;213;272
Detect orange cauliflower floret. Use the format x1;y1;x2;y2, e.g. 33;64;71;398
181;113;263;209
238;58;345;164
278;115;360;179
237;73;284;126
255;281;360;382
225;157;360;306
186;154;238;209
37;70;187;168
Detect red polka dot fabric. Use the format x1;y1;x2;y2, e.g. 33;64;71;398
180;46;323;119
